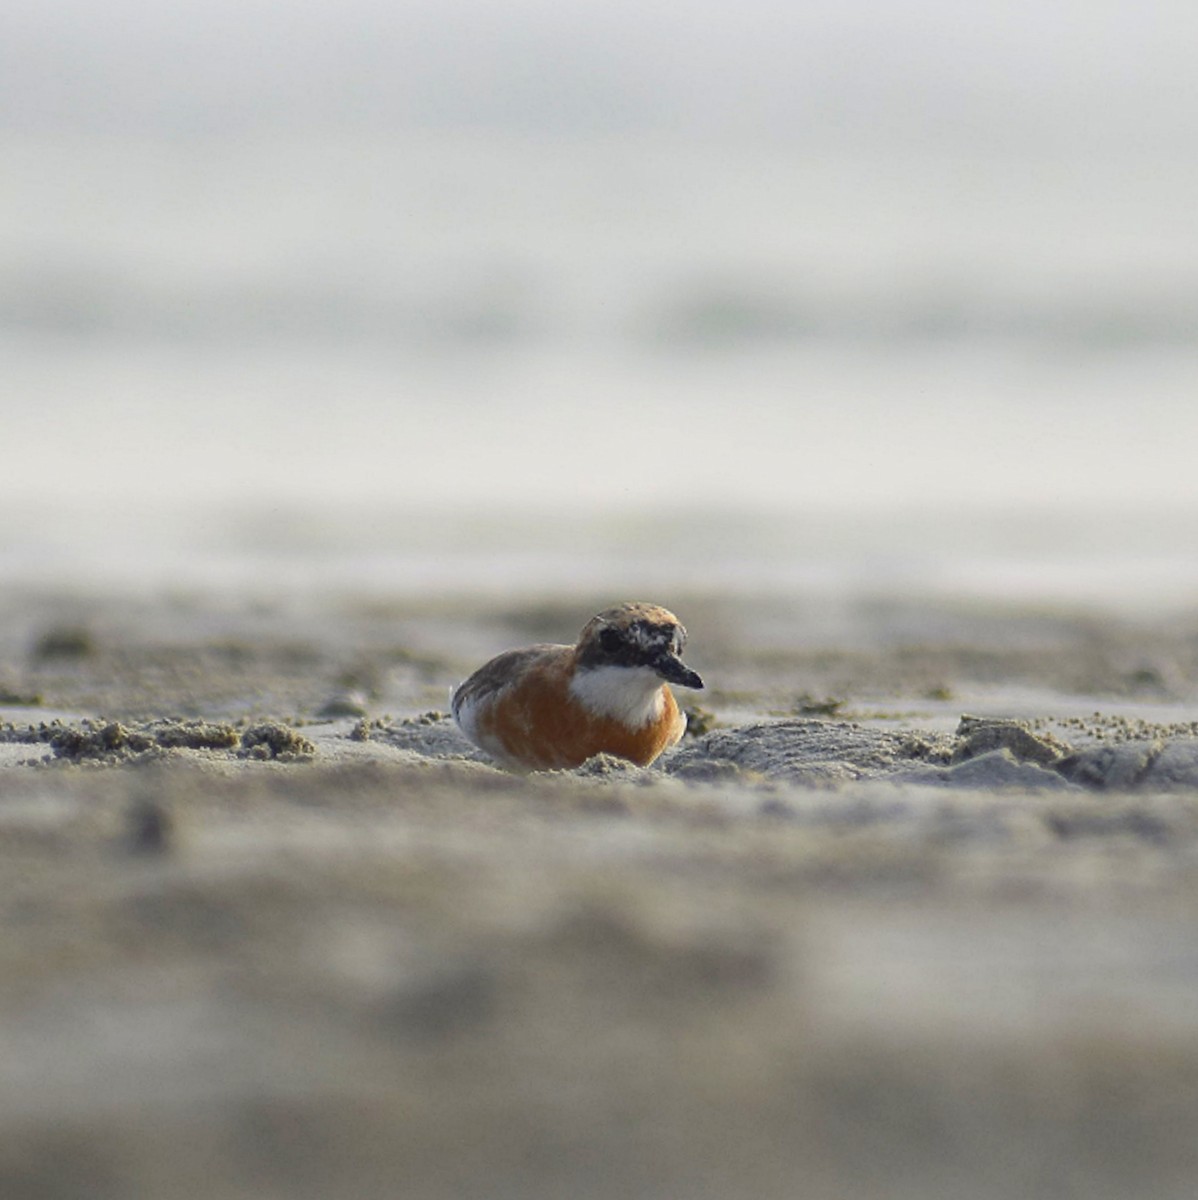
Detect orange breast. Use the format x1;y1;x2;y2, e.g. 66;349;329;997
478;660;683;770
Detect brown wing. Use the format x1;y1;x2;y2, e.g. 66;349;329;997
451;644;569;722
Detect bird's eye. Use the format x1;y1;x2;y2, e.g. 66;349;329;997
599;627;623;654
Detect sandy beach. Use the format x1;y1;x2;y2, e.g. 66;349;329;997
7;0;1198;1192
2;585;1197;1199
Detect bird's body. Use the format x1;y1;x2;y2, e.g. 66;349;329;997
452;602;703;771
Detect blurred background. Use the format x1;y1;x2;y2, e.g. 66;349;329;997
4;0;1198;607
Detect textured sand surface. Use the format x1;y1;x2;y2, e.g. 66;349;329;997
2;589;1198;1199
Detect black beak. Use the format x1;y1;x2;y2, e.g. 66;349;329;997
652;650;704;690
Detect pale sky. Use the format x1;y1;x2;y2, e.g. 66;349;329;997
3;0;1197;148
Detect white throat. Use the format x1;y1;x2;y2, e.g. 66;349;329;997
569;664;666;728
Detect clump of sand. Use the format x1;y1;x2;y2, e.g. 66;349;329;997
1;717;313;764
238;721;316;760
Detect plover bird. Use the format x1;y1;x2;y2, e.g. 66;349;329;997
452;602;704;771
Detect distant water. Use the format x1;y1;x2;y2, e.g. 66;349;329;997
3;131;1197;607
